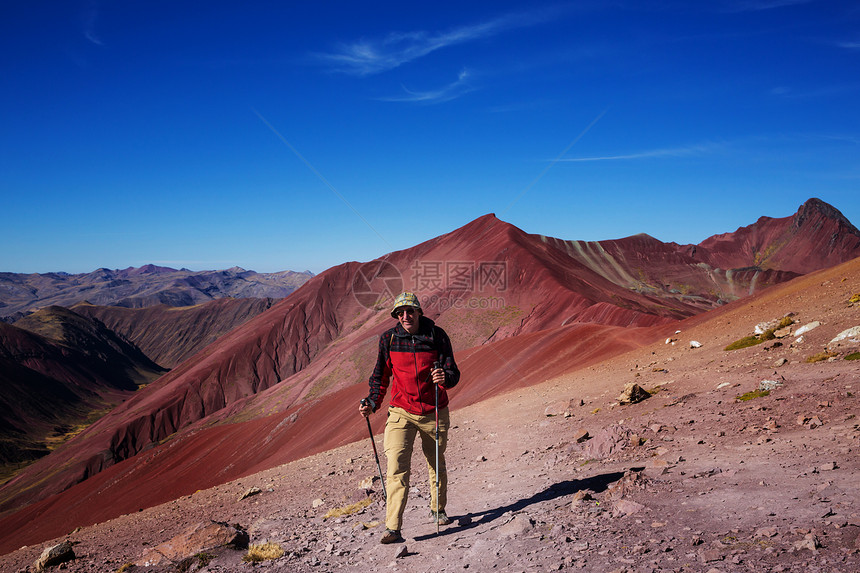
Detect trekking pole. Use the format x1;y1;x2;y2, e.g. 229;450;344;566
433;360;441;535
360;399;387;502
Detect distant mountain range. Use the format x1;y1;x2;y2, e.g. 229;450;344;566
0;265;314;320
1;198;858;553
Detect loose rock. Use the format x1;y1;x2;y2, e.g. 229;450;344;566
33;541;75;572
794;533;821;551
795;321;821;336
573;428;590;443
831;326;860;343
238;486;262;501
618;384;650;405
136;521;248;566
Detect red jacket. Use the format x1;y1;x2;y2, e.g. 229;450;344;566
367;316;460;415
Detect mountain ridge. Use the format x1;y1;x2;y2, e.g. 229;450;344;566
0;267;314;320
1;198;858;554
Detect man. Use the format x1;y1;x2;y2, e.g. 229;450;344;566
359;292;460;544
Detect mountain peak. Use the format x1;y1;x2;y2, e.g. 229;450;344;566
795;198;860;234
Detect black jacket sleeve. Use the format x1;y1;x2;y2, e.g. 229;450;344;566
366;332;391;412
434;326;460;389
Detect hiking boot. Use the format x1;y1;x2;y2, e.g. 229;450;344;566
430;510;451;525
380;529;403;544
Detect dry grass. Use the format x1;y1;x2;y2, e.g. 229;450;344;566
805;350;839;363
243;542;285;563
324;497;372;519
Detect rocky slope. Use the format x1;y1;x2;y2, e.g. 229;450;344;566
70;298;277;369
1;251;857;572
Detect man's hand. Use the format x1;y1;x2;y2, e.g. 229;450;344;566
359;399;373;418
431;367;445;386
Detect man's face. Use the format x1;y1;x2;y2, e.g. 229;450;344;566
395;306;420;334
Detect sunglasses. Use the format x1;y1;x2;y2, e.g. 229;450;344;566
396;308;417;317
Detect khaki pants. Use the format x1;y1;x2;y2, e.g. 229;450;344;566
383;406;449;531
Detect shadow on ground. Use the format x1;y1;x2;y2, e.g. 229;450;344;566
414;470;626;541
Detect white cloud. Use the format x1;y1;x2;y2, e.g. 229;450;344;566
83;0;104;46
315;10;548;76
722;0;814;12
771;83;860;98
379;69;475;104
559;143;719;162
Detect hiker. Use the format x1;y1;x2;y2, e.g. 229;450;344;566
359;292;461;544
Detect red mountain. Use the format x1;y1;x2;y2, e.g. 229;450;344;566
0;307;165;473
71;297;277;369
693;197;860;273
0;198;857;554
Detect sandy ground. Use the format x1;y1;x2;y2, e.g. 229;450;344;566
2;264;859;573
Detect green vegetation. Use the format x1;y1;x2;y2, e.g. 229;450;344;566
243;542;285;563
44;406;113;451
736;389;770;401
724;316;794;351
725;335;763;351
1;402;118;483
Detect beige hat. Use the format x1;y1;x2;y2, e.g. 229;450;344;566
390;292;422;318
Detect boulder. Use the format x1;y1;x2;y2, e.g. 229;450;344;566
794;321;821;336
612;499;646;517
794;533;821;551
759;379;783;391
34;541;75;572
573;428;590;443
618;383;650;405
136;521;249;566
544;399;575;417
238;486;262;501
831;326;860;343
498;514;534;537
579;425;634;459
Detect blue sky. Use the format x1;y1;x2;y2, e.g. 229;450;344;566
2;1;858;274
